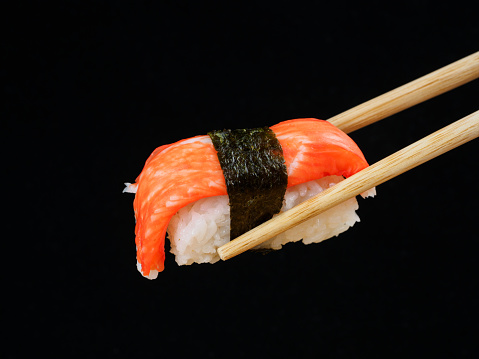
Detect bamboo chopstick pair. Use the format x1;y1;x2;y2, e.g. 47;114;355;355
217;51;479;261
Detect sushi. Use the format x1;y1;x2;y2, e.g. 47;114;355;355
124;118;375;279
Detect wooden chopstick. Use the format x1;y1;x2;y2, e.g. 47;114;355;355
217;110;479;261
329;51;479;134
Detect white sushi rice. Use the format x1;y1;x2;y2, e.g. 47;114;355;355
167;175;375;266
168;195;231;266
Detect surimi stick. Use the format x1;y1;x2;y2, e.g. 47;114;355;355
126;118;373;278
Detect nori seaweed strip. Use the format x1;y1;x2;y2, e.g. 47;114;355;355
208;127;288;240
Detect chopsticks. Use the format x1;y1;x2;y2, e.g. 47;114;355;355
217;51;479;261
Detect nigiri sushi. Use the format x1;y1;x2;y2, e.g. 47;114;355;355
124;118;375;279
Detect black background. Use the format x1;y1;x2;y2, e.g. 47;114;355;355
4;1;479;357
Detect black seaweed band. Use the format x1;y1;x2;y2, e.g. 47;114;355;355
208;127;288;240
